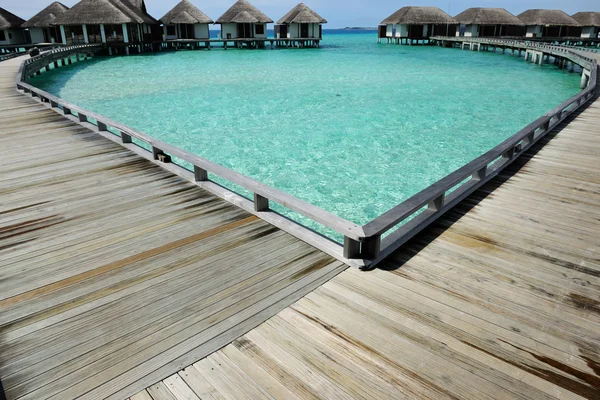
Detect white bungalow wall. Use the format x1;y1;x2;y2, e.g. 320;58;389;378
221;23;237;39
194;23;209;38
458;24;479;37
0;29;26;45
385;24;393;37
581;26;599;38
164;23;210;39
526;25;542;37
287;23;321;38
29;28;45;43
396;24;408;37
221;23;267;39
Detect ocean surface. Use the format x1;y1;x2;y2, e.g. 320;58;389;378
33;30;581;240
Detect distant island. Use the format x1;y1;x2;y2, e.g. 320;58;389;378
343;27;378;31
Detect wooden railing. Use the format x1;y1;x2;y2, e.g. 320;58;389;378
0;52;23;62
18;44;102;82
14;43;599;269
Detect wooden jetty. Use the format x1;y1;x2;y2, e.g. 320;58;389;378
136;56;600;399
1;44;599;400
433;36;597;90
0;56;345;400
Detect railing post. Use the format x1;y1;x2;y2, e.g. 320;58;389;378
472;165;487;181
121;132;132;143
152;146;162;160
97;121;107;131
362;235;381;259
343;236;361;259
254;194;269;211
62;106;71;115
78;113;87;123
428;193;445;212
194;166;208;182
525;131;535;145
344;235;381;260
502;147;515;160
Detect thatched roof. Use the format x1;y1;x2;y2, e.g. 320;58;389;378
571;12;600;27
216;0;273;24
230;11;258;23
517;9;580;27
160;0;213;25
278;3;327;24
0;7;26;30
22;2;69;28
454;8;524;26
380;6;456;25
54;0;158;25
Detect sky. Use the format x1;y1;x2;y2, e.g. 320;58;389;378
2;0;599;29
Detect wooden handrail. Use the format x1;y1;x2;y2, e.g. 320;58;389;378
16;45;364;243
14;42;598;268
364;39;597;262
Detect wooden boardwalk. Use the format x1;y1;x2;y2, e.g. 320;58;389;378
0;57;346;400
139;70;600;397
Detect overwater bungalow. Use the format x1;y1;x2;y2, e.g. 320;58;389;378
453;8;525;37
378;6;458;44
0;7;26;46
517;9;581;38
53;0;160;48
215;0;273;40
160;0;213;40
21;2;69;44
275;3;326;40
571;12;600;39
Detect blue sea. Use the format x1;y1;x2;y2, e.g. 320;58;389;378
33;30;581;240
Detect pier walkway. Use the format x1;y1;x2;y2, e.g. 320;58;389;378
136;60;600;397
0;56;345;400
1;50;599;400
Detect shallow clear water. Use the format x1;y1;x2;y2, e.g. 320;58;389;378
34;30;581;240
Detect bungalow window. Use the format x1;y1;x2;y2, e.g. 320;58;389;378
255;24;265;35
8;32;12;39
0;31;5;41
166;25;176;36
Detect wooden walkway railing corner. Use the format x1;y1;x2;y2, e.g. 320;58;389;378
13;42;599;270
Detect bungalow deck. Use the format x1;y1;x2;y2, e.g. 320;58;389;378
1;51;599;400
161;38;322;50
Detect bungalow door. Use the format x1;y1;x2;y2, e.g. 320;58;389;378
186;24;195;39
408;25;423;38
279;24;288;38
237;23;253;38
300;23;309;38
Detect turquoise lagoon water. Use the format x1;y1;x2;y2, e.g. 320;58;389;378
33;31;581;239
